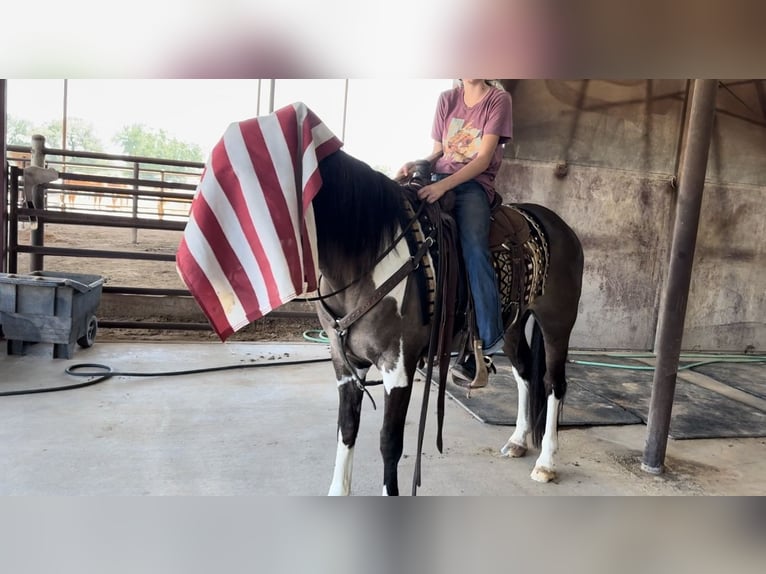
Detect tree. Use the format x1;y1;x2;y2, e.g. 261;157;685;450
113;124;203;162
6;115;104;151
6;116;37;146
40;117;105;152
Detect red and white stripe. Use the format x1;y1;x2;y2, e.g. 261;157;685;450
176;102;343;340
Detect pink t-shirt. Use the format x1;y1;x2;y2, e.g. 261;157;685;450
431;85;513;198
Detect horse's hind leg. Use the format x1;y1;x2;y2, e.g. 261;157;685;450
328;373;366;496
502;313;569;482
500;323;531;458
501;366;531;458
530;333;568;483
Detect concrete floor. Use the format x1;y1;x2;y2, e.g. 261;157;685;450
1;340;764;496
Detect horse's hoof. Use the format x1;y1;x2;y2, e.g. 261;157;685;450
327;484;350;496
500;441;527;458
531;466;556;483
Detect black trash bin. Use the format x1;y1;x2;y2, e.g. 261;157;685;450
0;271;104;359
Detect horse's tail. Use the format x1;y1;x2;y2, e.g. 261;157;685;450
527;315;547;449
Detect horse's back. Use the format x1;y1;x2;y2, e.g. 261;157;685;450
514;203;582;264
511;202;583;320
513;203;578;239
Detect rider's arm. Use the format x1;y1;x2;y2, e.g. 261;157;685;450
417;134;500;204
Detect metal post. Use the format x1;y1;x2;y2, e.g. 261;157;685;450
61;79;68;174
132;162;139;244
642;79;718;474
8;167;19;274
341;79;349;142
256;79;262;115
62;79;68;151
1;79;7;273
29;134;46;271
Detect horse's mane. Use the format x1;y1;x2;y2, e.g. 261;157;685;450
314;150;405;279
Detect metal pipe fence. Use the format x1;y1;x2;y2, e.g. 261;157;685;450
4;142;315;332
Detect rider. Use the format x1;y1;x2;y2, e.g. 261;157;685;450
397;79;513;384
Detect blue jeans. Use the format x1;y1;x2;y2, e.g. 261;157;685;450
434;176;504;349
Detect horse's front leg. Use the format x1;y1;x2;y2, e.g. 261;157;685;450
328;371;366;496
379;344;414;496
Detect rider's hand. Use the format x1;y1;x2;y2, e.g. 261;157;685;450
417;181;448;204
395;161;415;181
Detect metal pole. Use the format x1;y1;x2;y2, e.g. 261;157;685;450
61;79;68;175
1;79;7;273
29;134;46;271
256;79;262;115
62;79;68;151
341;79;349;142
132;163;139;244
652;79;692;352
268;79;275;113
642;79;718;474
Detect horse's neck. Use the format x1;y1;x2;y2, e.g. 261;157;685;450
319;224;409;307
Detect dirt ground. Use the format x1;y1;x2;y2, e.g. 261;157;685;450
14;224;323;343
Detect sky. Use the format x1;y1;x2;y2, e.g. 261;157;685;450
6;79;454;176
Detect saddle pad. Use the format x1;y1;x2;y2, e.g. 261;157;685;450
492;205;548;322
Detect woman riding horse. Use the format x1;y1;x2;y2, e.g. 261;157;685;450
397;79;513;387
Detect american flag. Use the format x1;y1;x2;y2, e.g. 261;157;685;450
176;102;343;341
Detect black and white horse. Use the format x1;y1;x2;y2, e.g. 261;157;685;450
312;149;583;495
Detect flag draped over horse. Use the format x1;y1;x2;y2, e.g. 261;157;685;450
176;102;342;340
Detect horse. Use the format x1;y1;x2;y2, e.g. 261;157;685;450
312;149;584;495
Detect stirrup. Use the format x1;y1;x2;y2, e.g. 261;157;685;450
468;339;493;391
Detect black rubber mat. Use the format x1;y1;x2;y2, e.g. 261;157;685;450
437;357;643;427
433;355;766;439
691;361;766;401
569;356;766;439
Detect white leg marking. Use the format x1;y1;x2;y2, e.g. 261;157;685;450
329;375;363;496
328;429;354;496
381;338;407;395
531;394;561;482
501;366;530;457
